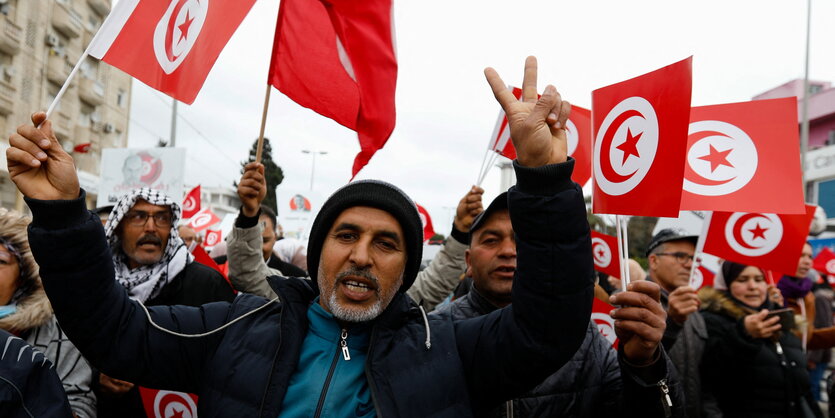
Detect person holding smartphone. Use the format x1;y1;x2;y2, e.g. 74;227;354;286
699;261;821;418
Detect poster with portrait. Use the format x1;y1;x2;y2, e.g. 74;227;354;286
97;148;186;207
277;188;323;240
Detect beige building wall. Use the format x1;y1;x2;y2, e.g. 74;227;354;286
0;0;131;210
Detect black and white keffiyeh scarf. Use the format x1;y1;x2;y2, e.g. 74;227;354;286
104;188;192;303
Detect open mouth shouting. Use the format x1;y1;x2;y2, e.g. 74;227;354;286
493;265;515;279
337;270;380;303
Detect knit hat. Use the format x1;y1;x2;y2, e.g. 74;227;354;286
307;180;423;293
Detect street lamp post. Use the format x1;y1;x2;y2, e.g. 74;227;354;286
301;150;328;191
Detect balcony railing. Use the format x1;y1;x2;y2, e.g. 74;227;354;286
52;3;83;39
79;78;105;106
0;80;15;116
0;17;22;55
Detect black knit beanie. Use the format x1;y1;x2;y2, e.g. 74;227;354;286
307;180;423;293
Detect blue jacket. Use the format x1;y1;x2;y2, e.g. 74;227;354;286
27;160;594;417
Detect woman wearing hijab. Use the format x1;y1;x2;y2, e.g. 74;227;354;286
0;208;96;417
699;261;821;417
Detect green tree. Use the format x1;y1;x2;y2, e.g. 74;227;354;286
237;137;284;213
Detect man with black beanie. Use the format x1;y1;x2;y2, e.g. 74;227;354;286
9;56;595;416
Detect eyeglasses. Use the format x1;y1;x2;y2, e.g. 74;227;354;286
124;211;173;228
656;252;694;264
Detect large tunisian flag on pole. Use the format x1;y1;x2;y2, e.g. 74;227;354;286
681;98;805;214
591;58;692;217
701;205;816;276
270;0;397;178
86;0;257;104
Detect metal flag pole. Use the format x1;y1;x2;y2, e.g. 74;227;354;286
621;216;632;287
615;215;628;291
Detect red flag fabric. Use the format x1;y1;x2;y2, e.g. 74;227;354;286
681;98;805;214
591;231;621;279
591;57;692;216
270;0;397;178
73;143;91;153
701;205;816;276
204;229;222;247
139;387;198;418
814;247;835;276
415;204;435;242
591;298;619;349
182;185;201;219
188;207;221;232
692;265;716;290
489;87;592;186
86;0;257;104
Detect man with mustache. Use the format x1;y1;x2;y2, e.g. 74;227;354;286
12;57;606;416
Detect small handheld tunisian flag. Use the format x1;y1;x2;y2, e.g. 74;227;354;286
681;98;805;214
489;87;593;186
182;185;201;219
592;57;692;217
591;298;619;349
86;0;257;104
814;247;835;276
692;265;716;290
591;231;621;279
270;0;397;178
204;229;223;247
701;205;816;276
139;387;198;418
188;207;221;232
415;204;435;242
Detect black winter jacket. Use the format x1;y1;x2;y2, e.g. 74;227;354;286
0;329;72;417
438;288;684;417
28;160;595;417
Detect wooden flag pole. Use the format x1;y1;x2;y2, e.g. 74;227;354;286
254;84;272;164
44;51;90;122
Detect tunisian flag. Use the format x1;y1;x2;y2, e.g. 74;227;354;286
139;387;198;418
270;0;397;178
489;86;593;186
591;298;619;349
182;185;201;219
681;98;805;214
188;207;221;232
415;204;435;242
701;205;816;276
591;57;692;217
591;231;621;279
86;0;257;104
814;247;835;276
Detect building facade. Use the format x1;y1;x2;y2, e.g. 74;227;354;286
0;0;131;210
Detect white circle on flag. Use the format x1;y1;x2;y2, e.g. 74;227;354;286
205;232;220;247
153;0;210;74
182;196;196;212
826;259;835;275
684;120;758;196
565;118;579;157
724;212;783;257
593;97;659;196
191;213;212;229
591;313;618;346
591;237;612;269
153;391;197;418
691;268;704;289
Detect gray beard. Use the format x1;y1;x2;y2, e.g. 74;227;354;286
318;262;403;323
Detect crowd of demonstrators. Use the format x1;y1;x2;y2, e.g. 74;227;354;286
7;57;611;416
177;224;201;251
809;279;834;402
94;188;236;417
0;208;96;417
700;262;821;417
779;243;835;352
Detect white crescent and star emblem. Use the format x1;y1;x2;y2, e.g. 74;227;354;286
684;120;758;196
182;196;196;212
723;212;783;257
153;0;209;74
591;237;612;269
205;231;220;246
591;313;617;346
691;267;704;289
593;97;659;196
565;118;579;157
153;391;197;418
191;213;212;228
826;259;835;275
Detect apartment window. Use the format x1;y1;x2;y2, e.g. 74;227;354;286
817;179;835;221
117;88;127;108
0;0;15;17
828;130;835;146
0;53;12;84
809;84;824;95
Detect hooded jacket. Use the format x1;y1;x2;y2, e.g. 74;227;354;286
0;209;96;417
28;160;594;417
699;287;822;418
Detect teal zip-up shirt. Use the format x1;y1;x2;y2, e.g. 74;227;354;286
279;298;375;417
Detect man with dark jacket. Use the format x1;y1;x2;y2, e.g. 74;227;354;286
437;192;683;417
11;57;609;416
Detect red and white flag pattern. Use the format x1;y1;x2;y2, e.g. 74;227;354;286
691;265;716;290
204;229;222;247
86;0;257;104
139;388;198;418
188;207;221;232
592;298;619;349
415;203;435;242
182;185;201;219
814;247;835;276
701;205;816;276
681;98;805;214
591;231;621;279
270;0;397;178
489;87;592;186
591;57;692;217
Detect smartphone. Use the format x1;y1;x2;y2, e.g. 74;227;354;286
766;308;795;331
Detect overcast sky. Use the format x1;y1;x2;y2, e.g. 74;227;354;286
124;0;835;230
